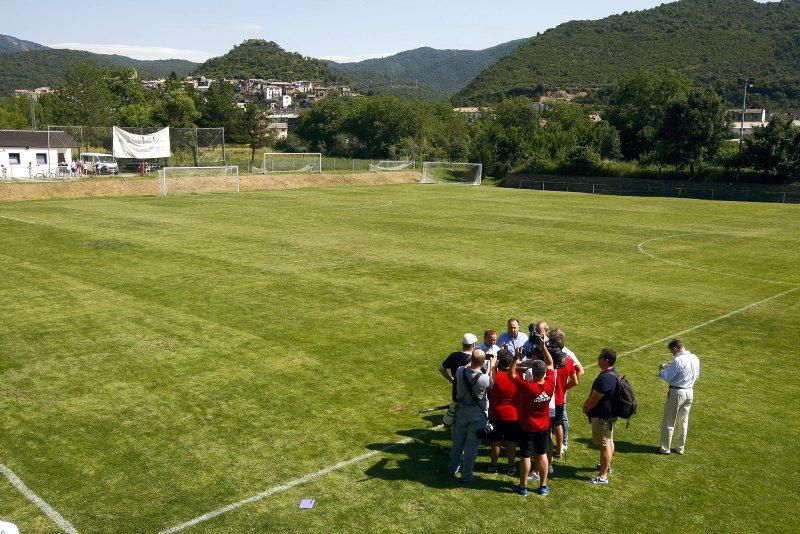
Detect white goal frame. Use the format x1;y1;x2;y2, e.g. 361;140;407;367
421;161;482;185
262;152;322;174
159;165;240;196
369;160;416;172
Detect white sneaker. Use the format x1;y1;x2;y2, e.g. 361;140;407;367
561;444;568;454
527;471;540;481
548;465;554;475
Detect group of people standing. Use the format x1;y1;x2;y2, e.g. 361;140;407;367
439;318;701;496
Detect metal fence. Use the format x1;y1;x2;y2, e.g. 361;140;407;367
517;179;800;204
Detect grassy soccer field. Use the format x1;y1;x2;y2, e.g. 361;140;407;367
1;184;798;533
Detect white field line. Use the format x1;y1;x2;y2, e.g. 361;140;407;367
638;234;798;286
160;425;442;533
0;464;78;534
331;200;394;211
0;215;37;225
584;284;800;371
580;238;800;370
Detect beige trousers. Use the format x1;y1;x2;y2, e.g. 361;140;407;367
660;387;693;453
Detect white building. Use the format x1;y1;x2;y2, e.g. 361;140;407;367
0;130;79;179
264;85;283;100
282;95;293;108
729;108;769;136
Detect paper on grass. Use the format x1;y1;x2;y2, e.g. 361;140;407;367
299;498;315;509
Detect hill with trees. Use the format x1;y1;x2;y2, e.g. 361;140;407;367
0;34;49;54
0;40;197;96
328;39;528;96
454;0;800;110
195;39;343;82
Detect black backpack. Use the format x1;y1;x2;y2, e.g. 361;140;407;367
612;373;637;421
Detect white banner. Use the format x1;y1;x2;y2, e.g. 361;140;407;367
112;126;171;159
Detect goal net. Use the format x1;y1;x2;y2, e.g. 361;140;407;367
159;166;239;196
421;162;482;185
262;153;322;174
369;160;416;172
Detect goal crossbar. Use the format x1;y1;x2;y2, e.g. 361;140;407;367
421;162;482;185
160;165;239;196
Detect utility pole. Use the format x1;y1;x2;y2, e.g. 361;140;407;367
29;93;36;130
736;78;754;180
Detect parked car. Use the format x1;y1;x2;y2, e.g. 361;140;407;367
80;153;118;174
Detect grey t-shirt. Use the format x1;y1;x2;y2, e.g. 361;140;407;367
455;366;493;421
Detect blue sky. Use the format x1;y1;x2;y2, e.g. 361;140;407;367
0;1;776;63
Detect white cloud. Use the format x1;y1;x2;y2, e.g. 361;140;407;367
46;43;219;62
319;52;396;63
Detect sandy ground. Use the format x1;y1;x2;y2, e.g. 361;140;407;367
0;172;421;202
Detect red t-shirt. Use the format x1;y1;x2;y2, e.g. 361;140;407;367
514;368;555;432
488;369;518;421
554;358;575;406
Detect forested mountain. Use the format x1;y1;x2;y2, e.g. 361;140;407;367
0;44;197;96
329;39;528;95
454;0;800;110
0;34;49;54
195;39;343;82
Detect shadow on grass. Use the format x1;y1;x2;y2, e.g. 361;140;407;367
361;424;595;491
574;437;657;454
362;426;514;493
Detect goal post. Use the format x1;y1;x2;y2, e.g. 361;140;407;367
262;152;322;174
368;160;416;172
159;165;239;196
421;162;482;185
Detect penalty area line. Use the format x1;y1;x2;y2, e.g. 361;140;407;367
585;285;800;370
0;215;37;225
0;464;78;534
159;425;443;533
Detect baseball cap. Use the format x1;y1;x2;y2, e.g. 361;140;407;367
462;333;478;345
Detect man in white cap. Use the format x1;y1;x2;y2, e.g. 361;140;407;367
440;333;478;401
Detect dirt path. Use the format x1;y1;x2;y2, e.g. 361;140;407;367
0;172;421;202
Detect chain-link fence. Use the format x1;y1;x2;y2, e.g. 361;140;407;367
514;177;800;204
44;126;225;176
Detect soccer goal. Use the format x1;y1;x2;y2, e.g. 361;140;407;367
369;160;416;172
262;153;322;174
421;162;482;185
159;166;239;196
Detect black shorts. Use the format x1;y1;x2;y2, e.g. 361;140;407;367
519;430;550;458
551;405;565;429
488;419;520;443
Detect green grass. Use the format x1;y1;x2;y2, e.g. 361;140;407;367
0;185;798;533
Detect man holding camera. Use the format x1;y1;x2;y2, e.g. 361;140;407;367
511;342;555;496
658;339;700;455
439;333;478;401
447;349;496;483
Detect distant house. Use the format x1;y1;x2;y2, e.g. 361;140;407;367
0;130;79;179
13;87;54;99
728;108;769;136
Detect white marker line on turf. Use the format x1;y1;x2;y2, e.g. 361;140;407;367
0;464;78;534
331;200;395;211
159;425;442;533
638;234;798;286
0;215;37;225
584;284;800;370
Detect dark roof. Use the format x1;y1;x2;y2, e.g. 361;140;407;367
0;130;80;149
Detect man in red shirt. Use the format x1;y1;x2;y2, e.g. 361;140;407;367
487;349;520;475
511;343;554;496
550;339;578;463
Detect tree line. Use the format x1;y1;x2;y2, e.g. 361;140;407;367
0;63;797;181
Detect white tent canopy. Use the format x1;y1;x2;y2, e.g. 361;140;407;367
112;126;171;159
